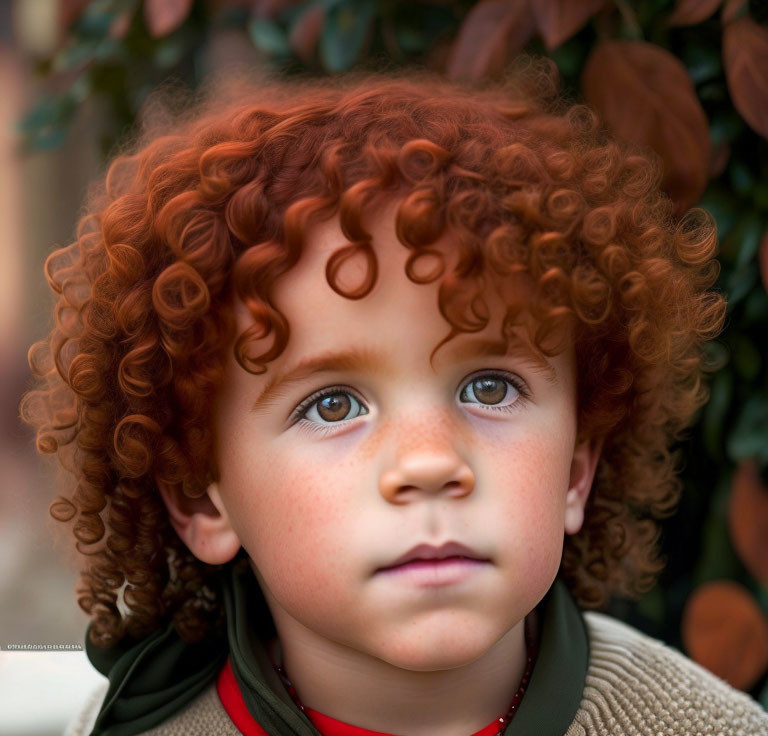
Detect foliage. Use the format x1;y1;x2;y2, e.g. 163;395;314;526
21;0;768;703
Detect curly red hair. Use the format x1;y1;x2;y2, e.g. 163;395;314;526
21;58;726;648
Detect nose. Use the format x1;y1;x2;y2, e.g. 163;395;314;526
379;452;475;504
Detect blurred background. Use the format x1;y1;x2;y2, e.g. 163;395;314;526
0;0;766;733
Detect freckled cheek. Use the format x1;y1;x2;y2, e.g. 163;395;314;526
236;453;357;599
485;432;571;568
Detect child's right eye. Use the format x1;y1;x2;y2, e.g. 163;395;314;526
291;386;369;426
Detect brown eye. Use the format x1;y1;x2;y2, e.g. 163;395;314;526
460;373;523;411
472;378;507;405
299;389;368;425
316;393;351;422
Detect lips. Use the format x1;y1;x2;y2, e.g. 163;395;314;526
378;541;489;572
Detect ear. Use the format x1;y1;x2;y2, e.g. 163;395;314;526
564;434;604;535
158;481;242;565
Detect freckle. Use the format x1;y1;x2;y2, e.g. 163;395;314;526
360;410;476;460
360;417;390;461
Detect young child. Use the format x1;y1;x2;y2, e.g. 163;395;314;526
23;59;768;735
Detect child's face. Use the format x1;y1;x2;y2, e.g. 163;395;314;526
191;199;600;670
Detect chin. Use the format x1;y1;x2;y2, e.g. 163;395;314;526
373;630;497;672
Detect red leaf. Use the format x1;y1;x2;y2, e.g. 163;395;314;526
729;459;768;585
665;0;722;26
289;5;324;65
446;0;536;80
581;40;711;214
723;17;768;140
682;580;768;691
144;0;193;39
531;0;606;52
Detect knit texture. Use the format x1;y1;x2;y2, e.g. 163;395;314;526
568;612;768;736
66;612;768;736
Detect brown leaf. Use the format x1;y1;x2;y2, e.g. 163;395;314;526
531;0;606;52
682;580;768;690
729;459;768;584
289;5;324;65
760;229;768;294
665;0;722;26
723;17;768;140
581;40;711;214
446;0;536;81
144;0;193;38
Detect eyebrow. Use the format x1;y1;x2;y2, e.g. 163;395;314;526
250;336;557;412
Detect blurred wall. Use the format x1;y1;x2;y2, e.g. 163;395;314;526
0;0;105;649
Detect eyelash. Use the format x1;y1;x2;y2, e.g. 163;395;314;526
290;372;530;436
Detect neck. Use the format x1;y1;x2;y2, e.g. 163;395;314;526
266;610;537;736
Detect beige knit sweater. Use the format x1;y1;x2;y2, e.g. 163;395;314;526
65;611;768;736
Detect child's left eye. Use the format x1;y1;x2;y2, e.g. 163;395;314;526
291;371;529;432
459;372;529;412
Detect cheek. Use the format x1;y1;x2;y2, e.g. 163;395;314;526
229;449;356;602
486;424;573;567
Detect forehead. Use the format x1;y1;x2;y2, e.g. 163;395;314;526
238;198;533;329
232;197;573;381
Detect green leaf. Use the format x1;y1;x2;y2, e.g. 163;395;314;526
635;0;672;28
743;288;768;327
319;0;375;73
756;585;768;615
635;585;665;626
698;81;727;102
753;182;768;209
709;110;744;146
683;39;722;85
390;4;456;57
727;398;768;463
395;25;426;54
17;92;79;150
693;478;740;585
734;213;764;268
702;339;730;372
725;264;758;310
729;159;754;197
248;18;291;57
698;188;738;241
154;36;188;68
703;369;733;457
51;38;101;73
75;0;127;36
70;74;92;103
731;334;762;382
550;37;587;79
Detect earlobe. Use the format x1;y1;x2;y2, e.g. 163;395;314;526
564;435;604;535
158;480;242;565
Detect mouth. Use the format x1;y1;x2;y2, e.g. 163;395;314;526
376;540;490;573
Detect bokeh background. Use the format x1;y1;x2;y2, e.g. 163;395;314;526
1;0;767;733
